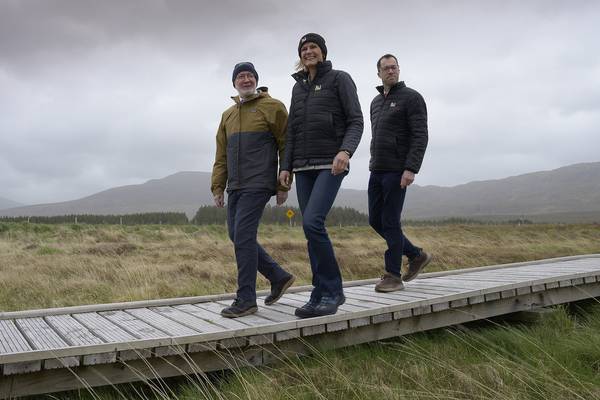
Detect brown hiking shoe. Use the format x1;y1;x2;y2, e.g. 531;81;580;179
403;251;432;282
375;273;405;292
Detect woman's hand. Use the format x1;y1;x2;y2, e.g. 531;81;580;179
331;151;349;175
279;171;291;189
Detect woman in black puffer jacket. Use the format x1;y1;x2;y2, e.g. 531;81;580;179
279;33;363;318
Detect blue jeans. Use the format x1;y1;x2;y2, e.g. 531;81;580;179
227;190;290;302
368;171;421;277
295;169;345;299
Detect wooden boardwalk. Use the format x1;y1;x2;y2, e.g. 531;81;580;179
1;254;600;398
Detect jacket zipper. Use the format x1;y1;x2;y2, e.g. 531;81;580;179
237;102;242;186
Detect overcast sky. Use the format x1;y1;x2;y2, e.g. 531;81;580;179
1;0;599;205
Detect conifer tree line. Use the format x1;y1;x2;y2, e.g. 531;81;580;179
0;210;529;226
0;207;370;226
191;205;369;226
0;212;189;225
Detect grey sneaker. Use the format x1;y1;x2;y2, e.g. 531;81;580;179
375;273;405;292
403;251;432;282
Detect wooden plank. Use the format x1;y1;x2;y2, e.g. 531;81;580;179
431;302;450;312
275;330;301;341
348;287;442;303
100;310;168;339
393;309;412;320
412;305;432;316
371;313;393;324
500;289;517;299
14;318;79;369
213;301;297;323
150;306;227;333
516;287;532;296
176;304;251;330
350;285;433;300
531;284;546;292
0;320;41;375
468;295;486;305
572;278;585;286
283;293;369;312
349;317;371;328
248;334;274;346
484;292;502;301
326;321;348;332
196;302;278;326
0;320;32;354
255;298;299;316
72;312;151;361
301;325;326;336
450;299;469;308
44;315;115;365
126;308;200;337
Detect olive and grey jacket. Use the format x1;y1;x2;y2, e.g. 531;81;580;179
282;61;363;171
369;81;428;173
211;92;288;195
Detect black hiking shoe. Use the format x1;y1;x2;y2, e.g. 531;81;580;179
264;274;296;305
221;299;258;318
294;296;321;319
312;294;346;317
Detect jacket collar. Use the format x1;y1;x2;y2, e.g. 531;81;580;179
292;60;333;83
231;91;269;105
376;81;406;96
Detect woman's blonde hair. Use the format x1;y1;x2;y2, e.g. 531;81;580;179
294;58;306;72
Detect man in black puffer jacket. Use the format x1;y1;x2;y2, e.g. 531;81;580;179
369;54;432;293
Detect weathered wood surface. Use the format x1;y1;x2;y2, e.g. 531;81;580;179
0;254;599;398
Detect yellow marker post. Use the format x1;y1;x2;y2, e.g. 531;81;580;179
286;209;295;227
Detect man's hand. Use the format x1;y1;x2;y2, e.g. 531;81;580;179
276;190;288;206
400;170;415;189
213;193;224;208
331;151;349;175
279;171;291;189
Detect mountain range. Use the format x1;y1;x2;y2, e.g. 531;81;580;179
1;162;600;222
0;196;22;211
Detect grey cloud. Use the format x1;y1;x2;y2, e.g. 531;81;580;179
1;0;599;204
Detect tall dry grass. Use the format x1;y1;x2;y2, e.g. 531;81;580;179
0;222;599;311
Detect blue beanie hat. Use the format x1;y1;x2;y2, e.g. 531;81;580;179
232;62;259;87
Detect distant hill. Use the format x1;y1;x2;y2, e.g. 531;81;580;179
0;172;212;218
1;162;600;222
0;196;23;210
402;162;600;219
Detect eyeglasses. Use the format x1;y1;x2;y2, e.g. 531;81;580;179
235;72;255;81
380;65;398;72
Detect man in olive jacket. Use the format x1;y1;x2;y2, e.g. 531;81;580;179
369;54;432;293
211;62;295;318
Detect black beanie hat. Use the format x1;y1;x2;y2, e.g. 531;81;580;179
298;33;327;60
232;62;259;87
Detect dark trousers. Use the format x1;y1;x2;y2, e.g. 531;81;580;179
227;190;289;302
295;169;345;299
368;171;421;277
